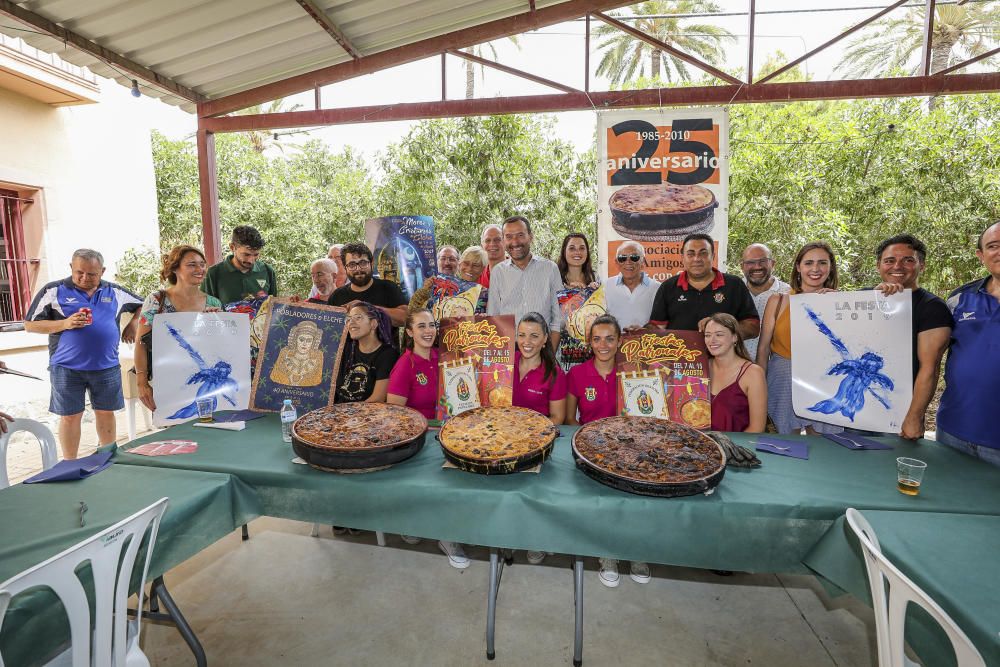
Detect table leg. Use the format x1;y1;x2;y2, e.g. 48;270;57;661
486;548;504;660
241;524;249;541
376;531;386;547
149;576;207;667
573;556;583;667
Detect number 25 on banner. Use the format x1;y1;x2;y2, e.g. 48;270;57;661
606;118;721;186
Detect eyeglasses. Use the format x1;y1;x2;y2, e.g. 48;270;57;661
616;254;642;263
345;260;370;270
741;258;771;267
346;314;374;324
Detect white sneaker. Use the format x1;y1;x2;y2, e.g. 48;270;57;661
598;558;620;588
438;541;471;569
400;535;422;545
526;551;546;564
630;561;651;584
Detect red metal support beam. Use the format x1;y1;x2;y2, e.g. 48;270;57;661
0;0;204;103
584;14;591;92
746;0;756;84
196;130;222;264
756;0;909;85
592;11;743;86
199;72;1000;133
441;53;447;100
921;0;936;75
937;45;1000;75
199;0;635;117
293;0;362;59
447;48;581;94
314;85;322;110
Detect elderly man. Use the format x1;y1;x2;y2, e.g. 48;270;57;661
740;243;789;359
24;249;142;459
437;245;460;276
328;244;348;289
307;258;339;303
606;241;660;331
478;224;507;288
936;221;1000;466
486;216;563;349
202;225;278;305
649;234;759;340
328;242;407;327
871;234;952;440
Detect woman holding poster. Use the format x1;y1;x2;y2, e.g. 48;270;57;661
387;309;439;419
334;303;398;404
704;314;766;433
556;233;603;371
756;243;844;435
134;245;222;410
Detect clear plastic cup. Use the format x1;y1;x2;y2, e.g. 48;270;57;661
896;457;927;496
196;398;214;423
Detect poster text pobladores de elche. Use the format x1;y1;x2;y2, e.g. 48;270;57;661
273;305;345;323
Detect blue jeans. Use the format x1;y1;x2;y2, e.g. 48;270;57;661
937;430;1000;468
49;364;123;415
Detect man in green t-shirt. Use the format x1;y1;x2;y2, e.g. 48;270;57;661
202;225;278;306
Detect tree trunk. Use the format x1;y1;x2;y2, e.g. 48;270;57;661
466;60;475;99
927;37;955;110
651;48;661;80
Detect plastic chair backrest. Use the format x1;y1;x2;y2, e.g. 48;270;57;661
0;497;169;667
845;508;986;667
0;419;60;489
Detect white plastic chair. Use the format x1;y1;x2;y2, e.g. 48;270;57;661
0;497;169;667
0;418;59;489
845;508;986;667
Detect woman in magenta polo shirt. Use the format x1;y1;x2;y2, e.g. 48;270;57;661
513;312;567;424
387;309;439;419
567;314;621;425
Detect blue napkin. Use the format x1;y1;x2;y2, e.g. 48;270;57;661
755;437;809;460
214;410;265;423
23;449;114;484
823;433;894;450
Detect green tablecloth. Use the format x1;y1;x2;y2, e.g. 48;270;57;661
804;511;1000;667
0;464;260;666
115;417;1000;573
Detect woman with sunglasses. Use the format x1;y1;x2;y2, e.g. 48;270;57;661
556;233;601;370
756;242;843;435
334;302;399;404
566;314;651;587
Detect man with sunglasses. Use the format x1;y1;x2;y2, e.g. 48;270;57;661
605;241;660;331
327;242;408;333
740;243;789;359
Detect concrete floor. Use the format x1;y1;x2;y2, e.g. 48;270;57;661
141;518;878;667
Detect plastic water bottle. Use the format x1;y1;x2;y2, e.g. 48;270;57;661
280;399;297;443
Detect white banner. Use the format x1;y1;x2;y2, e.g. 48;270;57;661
152;312;252;426
790;291;912;432
597;108;729;281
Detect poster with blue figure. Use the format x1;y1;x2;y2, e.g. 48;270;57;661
151;312;252;426
249;298;348;413
365;215;437;301
790;290;912;433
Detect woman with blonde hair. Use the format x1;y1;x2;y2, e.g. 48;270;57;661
458;246;488;283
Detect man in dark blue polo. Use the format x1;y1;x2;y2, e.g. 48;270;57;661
936;221;1000;466
24;249;143;459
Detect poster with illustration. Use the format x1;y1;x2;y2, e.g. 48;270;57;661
151;312;252;427
224;294;272;375
618;368;668;418
440;360;482;416
365;215;437;301
597;109;729;281
250;299;347;413
557;284;607;366
425;275;488;320
790;291;912;432
615;328;712;429
436;315;516;421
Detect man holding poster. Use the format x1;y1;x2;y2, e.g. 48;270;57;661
328;243;408;328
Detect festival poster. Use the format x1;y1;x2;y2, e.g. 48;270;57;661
426;274;488;320
439;360;482;416
790;290;912;432
436;314;516;421
597;109;729;281
557;284;607;365
615;328;712;429
618;369;668;418
250;298;348;413
365;215;437;301
151;312;252;427
224;294;272;375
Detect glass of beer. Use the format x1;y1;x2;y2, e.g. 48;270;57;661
896;457;926;496
196;398;214;423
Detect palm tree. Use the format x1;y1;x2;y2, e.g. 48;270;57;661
235;98;304;153
462;36;521;99
838;4;1000;78
594;0;734;86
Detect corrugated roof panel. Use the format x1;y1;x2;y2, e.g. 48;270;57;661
181;33;342;89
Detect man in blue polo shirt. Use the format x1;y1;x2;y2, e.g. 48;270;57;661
936;222;1000;467
24;249;142;459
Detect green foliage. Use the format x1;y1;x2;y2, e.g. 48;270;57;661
728;94;1000;294
114;246;161;297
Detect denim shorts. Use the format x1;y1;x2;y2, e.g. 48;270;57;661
49;364;124;415
937;429;1000;469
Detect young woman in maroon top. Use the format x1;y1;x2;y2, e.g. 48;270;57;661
513;312;567;424
705;313;767;433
